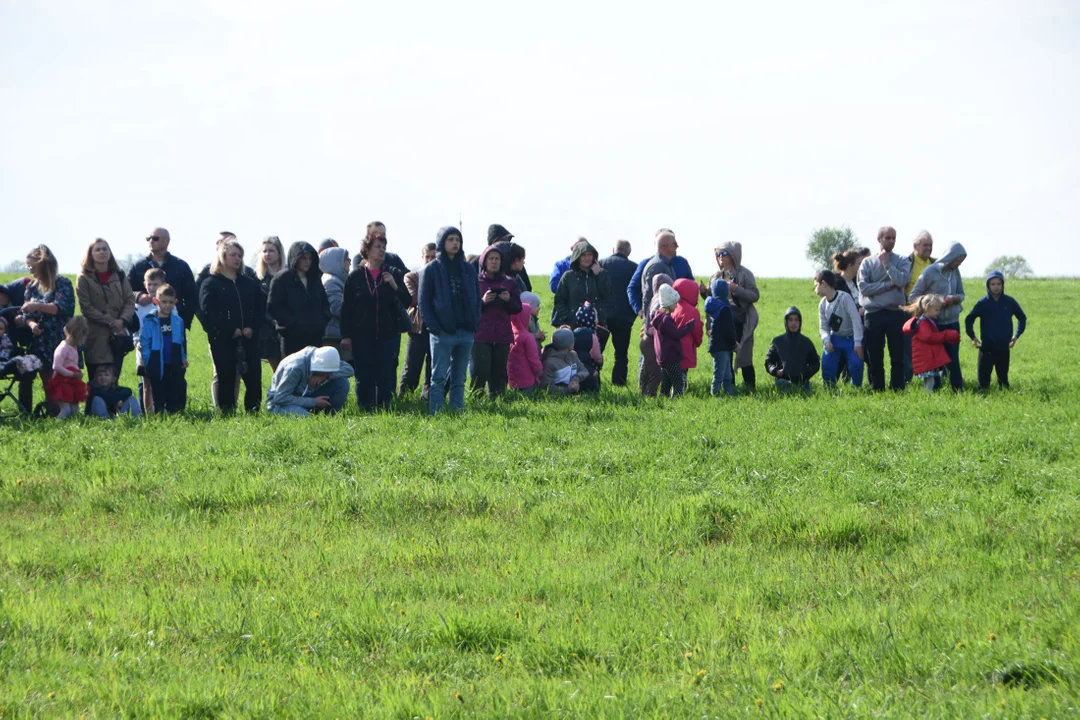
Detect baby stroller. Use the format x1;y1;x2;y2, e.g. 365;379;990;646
0;306;45;418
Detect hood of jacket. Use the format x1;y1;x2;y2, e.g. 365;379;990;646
783;306;802;335
985;269;1005;296
936;242;967;270
651;273;673;294
674;278;698;307
478;244;504;280
512;303;533;336
720;241;743;268
569;240;599;270
487;224;513;245
286;241;321;275
319;247;349;283
435;226;463;258
710;278;729;306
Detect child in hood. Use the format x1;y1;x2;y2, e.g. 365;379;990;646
764;307;820;392
572;303;603;393
520;291;546;346
671;278;704;378
540;327;589;395
902;294;961;391
508;302;543;392
319;246;352;361
965;271;1027;389
652;284;697;397
704;278;738;396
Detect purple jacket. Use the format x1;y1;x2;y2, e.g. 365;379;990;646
651;311;695;364
474;245;523;344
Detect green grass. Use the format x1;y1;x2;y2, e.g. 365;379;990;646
1;275;1077;717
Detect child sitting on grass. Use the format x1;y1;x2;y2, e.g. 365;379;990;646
964;270;1027;389
138;284;188;414
903;294;960;391
540;327;588;395
764;307;820;392
87;365;141;418
652;285;697;397
703;278;738;396
45;316;89;419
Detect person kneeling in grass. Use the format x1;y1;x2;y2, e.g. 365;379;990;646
764;307;819;393
265;346;354;416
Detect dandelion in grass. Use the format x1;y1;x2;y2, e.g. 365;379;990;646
755;698;764;708
454;692;464;703
693;669;707;684
956;641;964;649
494;653;504;663
312;612;319;619
772;680;784;692
988;633;997;642
685;651;693;659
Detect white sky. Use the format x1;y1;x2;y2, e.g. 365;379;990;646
2;0;1078;277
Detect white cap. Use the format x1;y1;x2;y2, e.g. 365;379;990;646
659;284;680;310
310;346;340;373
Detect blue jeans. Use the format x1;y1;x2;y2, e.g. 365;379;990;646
822;335;864;387
268;376;351;415
352;336;401;411
430;329;474;414
939;322;963;390
89;396;142;418
710;351;734;396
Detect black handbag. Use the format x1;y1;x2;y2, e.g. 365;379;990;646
110;330;135;357
394;299;412;334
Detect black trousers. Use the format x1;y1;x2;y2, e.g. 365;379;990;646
604;318;634;386
659;361;685;397
209;339;261;412
978;346;1010;389
864;309;907;391
471;342;510;397
398;329;432;398
148;366;187;414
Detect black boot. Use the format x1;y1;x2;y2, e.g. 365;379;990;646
741;365;756;391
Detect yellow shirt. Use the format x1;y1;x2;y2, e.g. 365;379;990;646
907;254;934;298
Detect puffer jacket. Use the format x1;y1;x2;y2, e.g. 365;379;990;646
508;302;543;389
671;278;703;370
904;316;960;375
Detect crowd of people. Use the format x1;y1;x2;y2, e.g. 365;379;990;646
0;223;1028;418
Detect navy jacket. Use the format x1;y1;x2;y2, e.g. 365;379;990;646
628;255;693;315
964;271;1027;350
130;252;198;329
418;226;482;336
597;253;638;324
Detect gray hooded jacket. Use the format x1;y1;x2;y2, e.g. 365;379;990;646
908;242;967;325
320;247;349;340
265;346;355;411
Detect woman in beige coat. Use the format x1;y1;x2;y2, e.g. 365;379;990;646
702;241;760;390
76;238;135;376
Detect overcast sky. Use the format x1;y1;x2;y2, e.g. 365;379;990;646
2;0;1078;278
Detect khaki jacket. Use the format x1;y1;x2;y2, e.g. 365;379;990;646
76;270;135;365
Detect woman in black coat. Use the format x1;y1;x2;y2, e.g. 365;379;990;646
340;234;411;411
198;240;265;413
268;241;330;357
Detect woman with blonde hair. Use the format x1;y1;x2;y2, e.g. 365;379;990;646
13;245;75;414
198;240;265;412
76;238;135;377
255;235;285;371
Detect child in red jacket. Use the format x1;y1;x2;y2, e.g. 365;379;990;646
902;294;961;391
671;278;704;384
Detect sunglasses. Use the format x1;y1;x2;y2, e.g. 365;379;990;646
716;251;729;258
146;236;162;242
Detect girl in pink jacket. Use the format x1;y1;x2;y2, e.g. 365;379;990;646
508;303;543;392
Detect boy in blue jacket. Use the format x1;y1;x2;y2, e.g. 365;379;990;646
703;278;738;396
964;270;1027;389
138;285;188;414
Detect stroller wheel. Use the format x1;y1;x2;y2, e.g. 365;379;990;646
32;401;51;419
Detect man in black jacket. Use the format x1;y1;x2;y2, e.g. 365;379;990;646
130;227;198;330
598;240;637;385
764;307;820;392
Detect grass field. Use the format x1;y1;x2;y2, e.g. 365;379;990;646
1;274;1077;717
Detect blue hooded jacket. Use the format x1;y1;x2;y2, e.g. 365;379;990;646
418;226;481;336
964;270;1027;349
139;308;187;380
704;278;738;354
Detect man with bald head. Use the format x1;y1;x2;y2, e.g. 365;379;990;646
130;227;197;331
858;226;912;390
627;230;693;317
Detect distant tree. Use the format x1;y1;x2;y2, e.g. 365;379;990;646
2;259;25;273
806;225;859;271
985;255;1033;279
